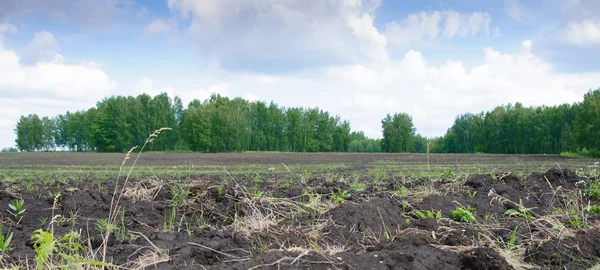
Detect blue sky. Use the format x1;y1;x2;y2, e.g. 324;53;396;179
1;0;599;149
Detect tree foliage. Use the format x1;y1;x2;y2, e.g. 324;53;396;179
11;89;600;155
381;113;416;152
574;89;600;156
433;101;583;154
14;93;356;153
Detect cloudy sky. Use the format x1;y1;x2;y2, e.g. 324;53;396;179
1;0;600;149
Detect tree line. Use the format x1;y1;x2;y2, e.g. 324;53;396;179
12;89;600;156
430;89;600;156
13;93;380;153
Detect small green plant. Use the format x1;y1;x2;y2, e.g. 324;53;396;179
585;180;600;201
163;207;177;232
451;205;476;223
584;204;600;214
39;217;49;227
467;190;477;199
169;184;191;207
330;188;351;203
504;199;536;219
350;178;366;193
95;219;118;234
442;169;455;179
395;185;407;197
8;199;26;222
500;224;520;253
400;199;411;214
414;210;442;219
31;229;55;270
0;223;14;253
251;189;263;201
568;215;583;229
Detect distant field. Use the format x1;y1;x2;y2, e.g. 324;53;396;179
0;152;597;183
0;151;593;166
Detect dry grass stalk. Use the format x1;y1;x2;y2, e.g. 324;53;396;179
121;233;170;270
122;179;164;203
101;127;172;264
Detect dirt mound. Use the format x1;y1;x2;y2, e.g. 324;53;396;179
526;227;600;269
207;234;512;270
327;196;404;234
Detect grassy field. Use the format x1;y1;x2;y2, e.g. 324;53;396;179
0;152;599;269
1;152;597;183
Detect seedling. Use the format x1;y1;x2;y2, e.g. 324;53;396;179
0;223;13;253
585;180;600;201
395;185;407;197
169;184;191;207
95;219;117;234
442;169;455;179
584;204;600;214
451;205;476;223
330;188;351;204
8;199;26;223
350;178;366;193
504;199;536;219
500;224;520;253
31;229;55;270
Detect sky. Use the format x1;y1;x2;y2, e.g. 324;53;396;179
1;0;600;149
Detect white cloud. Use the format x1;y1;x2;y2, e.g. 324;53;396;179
346;13;389;62
384;11;442;46
243;93;259;102
385;10;491;46
134;77;153;94
134;77;176;98
181;83;230;105
20;31;60;63
522;40;533;52
0;39;115;101
552;0;600;46
165;0;381;70
144;18;176;35
561;19;600;46
189;40;597;140
0;34;116;148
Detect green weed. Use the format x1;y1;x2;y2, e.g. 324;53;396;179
330;188;351;204
8;199;26;223
504;199;536;219
0;223;13;253
451;205;476;223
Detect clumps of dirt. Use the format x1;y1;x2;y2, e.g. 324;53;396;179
526;227;600;269
208;233;512;270
1;167;599;269
326;196;404;241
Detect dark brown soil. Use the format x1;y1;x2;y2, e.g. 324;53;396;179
0;166;599;269
0;152;585;166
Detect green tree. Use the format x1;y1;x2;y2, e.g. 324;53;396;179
14;114;44;152
574;89;600;156
381;113;416;152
